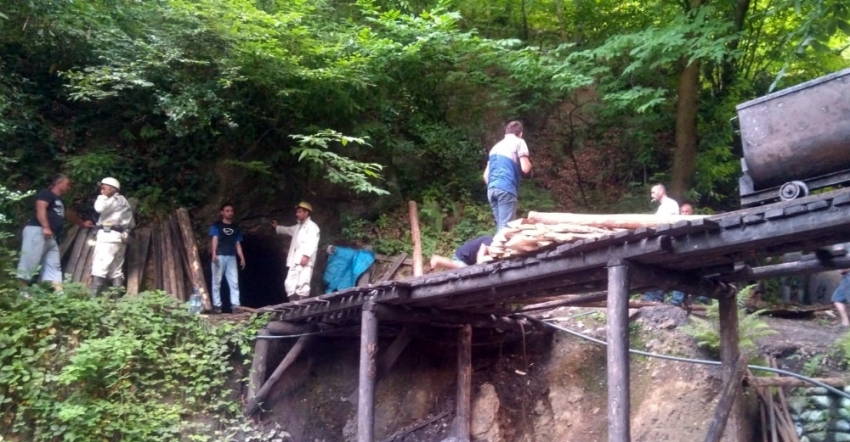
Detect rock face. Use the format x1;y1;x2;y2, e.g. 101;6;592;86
471;383;501;442
790;386;850;442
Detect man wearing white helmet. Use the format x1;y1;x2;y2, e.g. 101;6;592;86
89;177;135;295
271;202;320;301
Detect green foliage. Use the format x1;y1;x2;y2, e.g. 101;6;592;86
801;354;825;377
0;284;270;441
290;130;389;196
836;331;850;367
681;285;778;357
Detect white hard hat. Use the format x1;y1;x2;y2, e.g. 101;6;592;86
100;177;120;190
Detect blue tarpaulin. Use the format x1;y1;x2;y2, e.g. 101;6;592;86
323;246;375;293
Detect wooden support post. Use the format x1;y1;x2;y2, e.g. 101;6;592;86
718;291;746;442
176;208;211;311
704;355;747;442
126;228;151;295
168;217;187;300
247;328;271;404
455;324;472;441
66;228;89;281
72;229;97;283
348;325;416;405
606;260;631;442
244;334;311;416
358;301;379;442
152;227;163;290
162;219;179;299
59;225;80;258
408;201;423;277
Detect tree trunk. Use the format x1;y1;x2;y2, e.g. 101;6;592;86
670;0;705;201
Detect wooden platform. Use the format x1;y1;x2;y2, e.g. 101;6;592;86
253;188;850;442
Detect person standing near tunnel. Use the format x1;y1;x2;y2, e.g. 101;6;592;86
272;202;320;302
209;203;245;314
90;177;135;296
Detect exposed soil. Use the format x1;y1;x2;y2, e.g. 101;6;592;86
252;305;850;442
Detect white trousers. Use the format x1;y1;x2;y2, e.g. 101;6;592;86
285;264;313;299
91;242;126;279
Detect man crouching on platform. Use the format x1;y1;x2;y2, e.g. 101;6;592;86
430;235;494;271
89;177;135;296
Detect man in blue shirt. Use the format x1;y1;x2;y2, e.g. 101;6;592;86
483;121;532;233
209;203;245;313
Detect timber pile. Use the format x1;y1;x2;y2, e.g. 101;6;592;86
58;208;210;306
487;211;708;259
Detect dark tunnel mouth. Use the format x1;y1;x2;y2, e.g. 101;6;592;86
202;231;288;311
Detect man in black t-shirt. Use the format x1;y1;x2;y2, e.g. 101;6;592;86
429;235;494;272
209;203;245;313
17;175;93;290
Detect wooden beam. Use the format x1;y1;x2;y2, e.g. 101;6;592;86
126;228;151;295
717;290;746;442
59;225;80;258
168;217;187;300
717;256;850;283
265;321;316;335
408;201;423;277
162;218;179;299
454;324;472;441
374;253;413;266
606;260;631;442
378;253;407;282
373;304;544;332
247;328;271;403
704;355;747;442
244;334;311;416
72;228;97;283
358;301;379;442
747;376;848;388
65;228;89;281
175;208;211;311
348;325;417;405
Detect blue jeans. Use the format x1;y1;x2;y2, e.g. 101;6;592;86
488;188;517;232
212;255;240;307
832;272;850;303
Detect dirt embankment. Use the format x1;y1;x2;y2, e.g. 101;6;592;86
254;305;848;442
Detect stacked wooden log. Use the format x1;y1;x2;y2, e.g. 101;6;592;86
58;208;210;307
487;211;708;259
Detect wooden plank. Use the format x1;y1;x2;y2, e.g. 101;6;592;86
378;253;407;282
409;201;423;276
175;208;211;311
606;260;631;442
348;325;417;405
79;229;98;286
168;217;187;301
66;228;90;281
374;254;414;266
162;218;179;299
358;301;379;442
454;323;472;440
126;228;151;296
374;304;543;331
247;328;271;405
152;226;163;290
243;334;311;416
527;211;707;229
59;225;80;258
717;291;746;442
704;355;747;442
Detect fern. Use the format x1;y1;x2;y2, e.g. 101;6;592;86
680;285;777;357
836;331;850;366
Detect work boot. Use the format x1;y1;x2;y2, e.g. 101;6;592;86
89;276;107;297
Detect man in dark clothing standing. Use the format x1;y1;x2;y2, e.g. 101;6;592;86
209;203;245;313
429;236;494;271
17;175;93;291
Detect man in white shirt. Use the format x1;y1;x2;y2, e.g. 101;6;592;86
272;202;320;301
90;177;135;295
644;183;679;302
651;183;679;216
